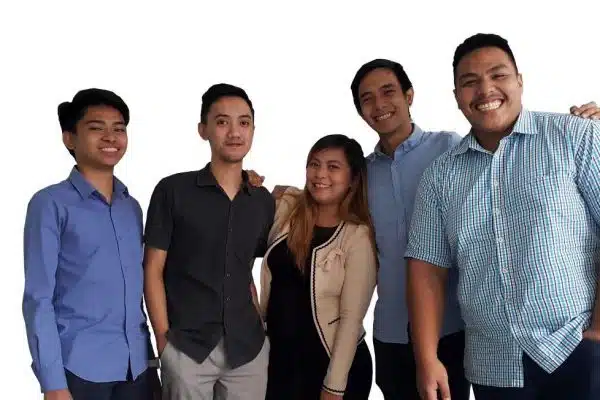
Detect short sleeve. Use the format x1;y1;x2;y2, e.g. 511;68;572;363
144;179;174;251
405;163;453;268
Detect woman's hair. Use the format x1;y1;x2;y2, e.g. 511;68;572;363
285;134;376;270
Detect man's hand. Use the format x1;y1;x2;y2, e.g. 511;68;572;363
44;389;72;400
246;170;265;187
320;389;343;400
417;358;451;400
570;102;600;120
583;327;600;342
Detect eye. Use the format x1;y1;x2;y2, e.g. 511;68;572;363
461;80;476;87
328;164;340;170
384;89;395;96
216;119;228;126
492;74;508;80
240;120;251;127
361;97;372;105
89;126;103;131
115;128;126;133
308;161;319;168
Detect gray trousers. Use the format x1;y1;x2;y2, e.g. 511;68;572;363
160;338;269;400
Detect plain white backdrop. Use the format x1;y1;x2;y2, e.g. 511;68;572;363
2;1;599;398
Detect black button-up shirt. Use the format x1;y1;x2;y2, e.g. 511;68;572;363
144;163;275;368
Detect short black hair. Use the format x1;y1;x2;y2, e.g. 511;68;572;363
350;59;413;115
200;83;254;124
58;88;130;158
453;33;518;78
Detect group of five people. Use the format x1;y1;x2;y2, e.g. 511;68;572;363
23;33;600;400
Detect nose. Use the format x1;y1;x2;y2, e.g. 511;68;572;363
373;94;386;111
103;129;117;142
477;77;495;97
315;165;328;179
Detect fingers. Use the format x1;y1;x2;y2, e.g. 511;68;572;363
570;101;599;119
438;375;452;400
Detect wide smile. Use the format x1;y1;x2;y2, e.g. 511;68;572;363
312;182;331;189
374;112;394;122
475;99;503;112
100;147;119;153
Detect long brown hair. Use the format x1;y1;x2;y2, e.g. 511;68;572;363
285;134;376;270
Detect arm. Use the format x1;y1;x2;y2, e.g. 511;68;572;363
404;163;453;400
407;259;449;365
22;191;70;396
570;101;600;120
144;248;169;354
143;179;174;354
323;226;377;396
575;121;600;337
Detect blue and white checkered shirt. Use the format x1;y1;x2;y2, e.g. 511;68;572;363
405;109;600;387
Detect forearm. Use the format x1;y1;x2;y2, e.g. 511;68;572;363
22;295;67;391
406;258;448;366
144;271;169;338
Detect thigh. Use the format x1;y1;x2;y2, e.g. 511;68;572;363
217;337;269;400
65;369;114;400
343;342;373;400
545;338;600;400
160;341;220;400
472;384;537;400
438;331;470;400
112;368;156;400
373;338;419;400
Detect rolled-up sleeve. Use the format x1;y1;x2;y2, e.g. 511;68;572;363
405;163;453;268
22;191;66;392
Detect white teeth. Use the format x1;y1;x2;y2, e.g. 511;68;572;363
375;112;392;121
476;100;502;111
101;148;118;152
314;183;330;188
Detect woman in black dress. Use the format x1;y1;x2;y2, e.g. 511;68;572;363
259;134;378;399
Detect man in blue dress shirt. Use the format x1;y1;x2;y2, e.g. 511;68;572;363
23;89;157;400
406;33;600;400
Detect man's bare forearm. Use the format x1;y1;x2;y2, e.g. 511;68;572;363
143;248;169;347
406;258;449;366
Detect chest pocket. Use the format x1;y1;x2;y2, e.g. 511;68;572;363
315;248;346;297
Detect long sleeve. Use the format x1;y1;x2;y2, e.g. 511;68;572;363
22;191;66;392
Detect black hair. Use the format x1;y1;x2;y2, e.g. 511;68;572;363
307;134;366;178
200;83;254;124
453;33;518;79
58;88;129;159
350;59;413;115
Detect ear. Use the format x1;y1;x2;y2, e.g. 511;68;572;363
406;88;415;107
517;73;523;88
62;131;75;151
453;88;460;109
198;122;208;141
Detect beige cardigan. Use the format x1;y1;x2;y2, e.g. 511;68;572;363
259;187;377;396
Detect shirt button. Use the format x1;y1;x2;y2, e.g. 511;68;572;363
497;237;504;244
493;208;500;216
502;268;509;274
226;297;230;302
492;180;499;188
226;273;231;278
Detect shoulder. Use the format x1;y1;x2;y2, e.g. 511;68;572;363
522;110;596;141
422;129;463;151
155;170;198;188
27;180;69;210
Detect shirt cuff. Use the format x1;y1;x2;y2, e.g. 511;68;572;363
35;364;68;393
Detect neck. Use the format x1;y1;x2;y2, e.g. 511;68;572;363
378;122;414;157
77;164;114;202
472;116;520;153
210;157;243;195
315;204;341;227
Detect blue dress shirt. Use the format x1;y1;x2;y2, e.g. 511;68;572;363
23;167;149;391
367;124;465;344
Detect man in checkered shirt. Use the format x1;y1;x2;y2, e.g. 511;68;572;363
405;33;600;400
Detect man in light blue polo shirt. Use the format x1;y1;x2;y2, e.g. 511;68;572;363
350;58;600;400
406;33;600;400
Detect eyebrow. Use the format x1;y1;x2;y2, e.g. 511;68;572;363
85;120;107;125
458;64;511;81
214;113;253;120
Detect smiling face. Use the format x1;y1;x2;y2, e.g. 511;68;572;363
305;147;353;207
62;105;127;169
357;68;414;136
454;46;523;137
198;96;254;164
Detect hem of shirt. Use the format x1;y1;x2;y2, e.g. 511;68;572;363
404;251;453;269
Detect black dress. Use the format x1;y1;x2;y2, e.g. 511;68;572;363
265;226;373;400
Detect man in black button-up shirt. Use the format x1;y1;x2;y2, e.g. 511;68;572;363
143;83;275;399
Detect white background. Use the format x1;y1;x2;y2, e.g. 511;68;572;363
2;1;599;398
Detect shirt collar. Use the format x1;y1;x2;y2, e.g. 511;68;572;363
450;108;536;157
373;123;426;158
68;166;129;200
196;162;255;195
